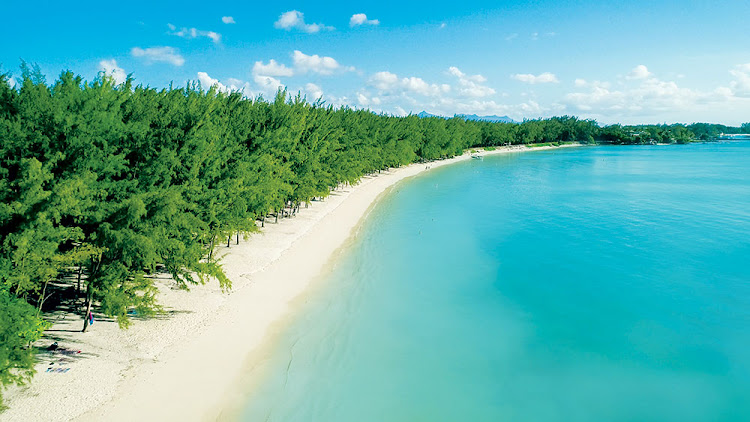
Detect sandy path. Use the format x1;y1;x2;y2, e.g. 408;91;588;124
2;144;578;421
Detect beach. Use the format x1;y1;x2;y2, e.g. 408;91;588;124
2;144;575;422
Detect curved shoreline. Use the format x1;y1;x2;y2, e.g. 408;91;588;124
2;144;579;422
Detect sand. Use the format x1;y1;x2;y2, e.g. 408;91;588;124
2;144;579;421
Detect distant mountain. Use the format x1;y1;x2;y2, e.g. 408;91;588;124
415;110;515;123
456;114;515;123
416;110;440;118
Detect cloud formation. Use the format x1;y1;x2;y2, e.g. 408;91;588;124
729;63;750;97
305;83;324;101
563;65;740;121
448;66;495;98
274;10;333;33
511;72;559;84
252;59;294;77
131;46;185;66
99;59;127;84
350;13;379;27
292;50;350;75
221;16;235;24
254;75;285;97
369;71;450;97
196;72;256;97
356;90;382;106
627;64;652;80
197;72;229;93
167;24;221;43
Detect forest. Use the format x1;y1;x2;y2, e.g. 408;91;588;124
0;67;746;408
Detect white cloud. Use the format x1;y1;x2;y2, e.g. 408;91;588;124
131;46;185;66
350;13;379;27
168;24;221;43
356;90;382;107
254;75;285;97
305;83;323;100
402;77;450;97
197;72;229;93
274;10;334;33
505;33;518;41
561;65;747;122
99;59;127;84
448;66;495;97
7;76;16;88
195;73;256;97
627;64;652;80
250;51;352;81
368;71;450;97
511;72;559;84
292;50;349;75
222;16;235;24
252;59;294;77
370;71;400;90
531;32;539;41
204;73;257;96
448;67;486;83
729;63;750;97
226;77;245;88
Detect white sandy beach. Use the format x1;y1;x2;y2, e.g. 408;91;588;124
2;144;578;422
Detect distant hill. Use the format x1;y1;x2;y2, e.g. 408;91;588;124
456;113;515;123
416;110;440;118
415;110;515;123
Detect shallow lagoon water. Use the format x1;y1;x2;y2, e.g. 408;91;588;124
242;143;750;421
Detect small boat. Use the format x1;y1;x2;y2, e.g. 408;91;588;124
471;154;483;160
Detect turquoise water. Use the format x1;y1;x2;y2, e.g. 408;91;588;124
242;143;750;421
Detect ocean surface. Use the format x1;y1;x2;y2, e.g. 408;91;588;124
241;142;750;422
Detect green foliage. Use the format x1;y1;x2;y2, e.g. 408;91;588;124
0;288;49;410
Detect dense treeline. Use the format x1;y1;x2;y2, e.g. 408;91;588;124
0;67;745;407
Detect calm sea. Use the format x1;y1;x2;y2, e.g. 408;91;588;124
241;142;750;421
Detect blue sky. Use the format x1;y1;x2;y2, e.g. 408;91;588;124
2;0;749;125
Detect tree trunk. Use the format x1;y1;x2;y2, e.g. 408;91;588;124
77;266;82;295
227;235;231;248
36;280;49;318
208;235;215;260
81;285;92;332
275;209;278;223
236;232;240;245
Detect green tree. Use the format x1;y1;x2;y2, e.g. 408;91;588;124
0;288;49;410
